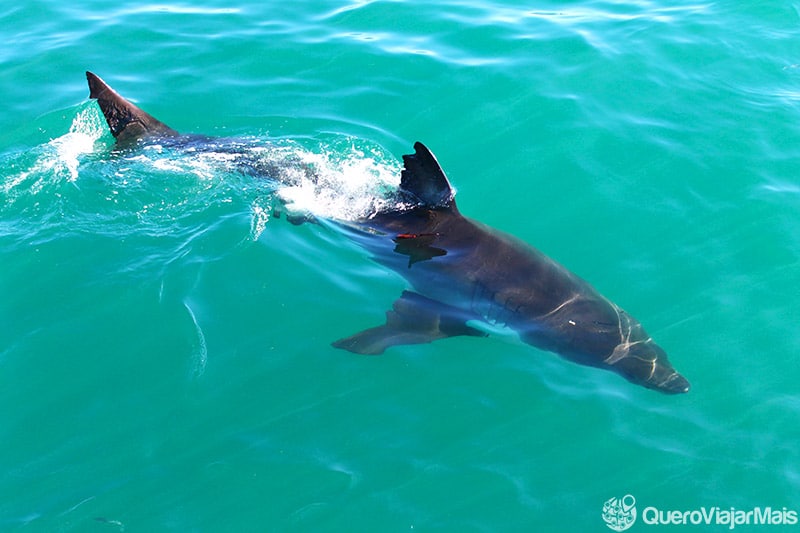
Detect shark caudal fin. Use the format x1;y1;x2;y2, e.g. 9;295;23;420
400;142;456;209
86;71;179;143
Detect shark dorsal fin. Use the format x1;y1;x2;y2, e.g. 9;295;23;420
86;71;179;143
400;142;456;209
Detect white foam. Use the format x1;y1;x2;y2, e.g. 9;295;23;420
135;145;239;181
273;143;401;222
4;106;403;228
1;106;106;203
183;299;208;379
53;106;106;181
249;199;272;240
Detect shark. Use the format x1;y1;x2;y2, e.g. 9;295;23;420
85;71;690;394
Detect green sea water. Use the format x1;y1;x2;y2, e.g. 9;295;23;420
3;1;800;531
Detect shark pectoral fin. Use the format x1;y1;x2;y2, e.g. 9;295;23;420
332;291;487;355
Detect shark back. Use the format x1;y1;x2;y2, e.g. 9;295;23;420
86;71;179;143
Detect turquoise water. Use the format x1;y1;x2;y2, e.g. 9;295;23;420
3;1;800;531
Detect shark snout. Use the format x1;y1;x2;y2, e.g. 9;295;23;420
653;371;691;394
608;340;690;394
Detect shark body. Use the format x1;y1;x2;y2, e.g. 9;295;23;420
86;71;689;394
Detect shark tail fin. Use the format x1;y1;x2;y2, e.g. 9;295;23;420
86;71;179;142
400;142;456;209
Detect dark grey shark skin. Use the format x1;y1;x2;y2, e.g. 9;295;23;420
85;71;690;394
87;71;179;142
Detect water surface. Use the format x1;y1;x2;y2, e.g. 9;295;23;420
2;1;800;531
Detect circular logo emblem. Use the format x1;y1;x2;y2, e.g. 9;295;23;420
602;494;637;531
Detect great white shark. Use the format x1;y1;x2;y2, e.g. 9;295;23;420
86;71;690;394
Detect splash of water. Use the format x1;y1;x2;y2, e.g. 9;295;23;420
2;103;404;238
272;142;401;222
32;105;105;183
249;197;272;241
1;104;105;202
119;138;403;227
58;106;107;181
